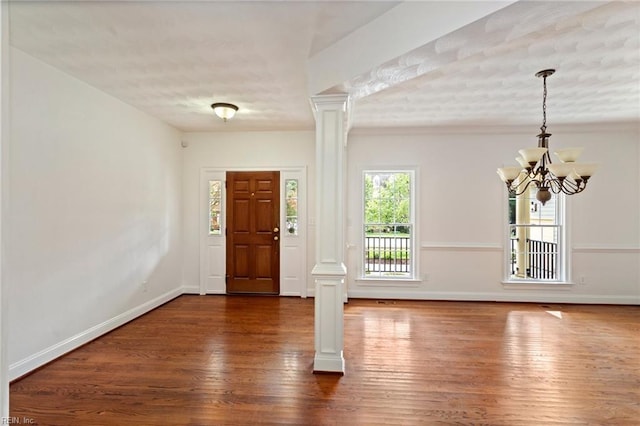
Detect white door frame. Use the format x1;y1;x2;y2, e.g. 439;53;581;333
199;167;307;297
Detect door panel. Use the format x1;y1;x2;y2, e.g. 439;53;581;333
226;171;280;294
256;200;273;232
255;245;273;278
233;199;250;233
233;245;250;278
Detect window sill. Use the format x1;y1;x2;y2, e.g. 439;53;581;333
502;280;574;290
356;277;421;287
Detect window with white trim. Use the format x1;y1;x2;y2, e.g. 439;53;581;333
208;180;223;235
507;186;566;281
285;179;299;235
363;170;415;279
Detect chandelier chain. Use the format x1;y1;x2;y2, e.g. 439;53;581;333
541;74;547;133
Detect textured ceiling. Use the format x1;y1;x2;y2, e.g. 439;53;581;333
353;1;640;128
9;0;640;132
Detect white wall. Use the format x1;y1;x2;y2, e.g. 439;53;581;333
346;124;640;303
181;131;316;295
181;124;639;304
7;48;184;379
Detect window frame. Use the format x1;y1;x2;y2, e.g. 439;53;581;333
284;178;299;236
359;168;418;281
208;179;224;236
502;188;572;285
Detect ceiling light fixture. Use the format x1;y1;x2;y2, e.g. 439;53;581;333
497;69;597;205
211;102;238;122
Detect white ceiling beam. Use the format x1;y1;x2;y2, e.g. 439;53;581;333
307;1;517;96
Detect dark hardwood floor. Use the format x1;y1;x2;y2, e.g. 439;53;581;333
9;295;640;425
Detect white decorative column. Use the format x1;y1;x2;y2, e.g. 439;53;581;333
310;94;350;374
516;184;530;278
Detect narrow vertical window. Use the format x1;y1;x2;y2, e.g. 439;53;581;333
508;186;563;281
285;179;298;235
209;180;222;235
363;171;414;279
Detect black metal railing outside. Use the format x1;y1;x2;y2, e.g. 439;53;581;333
510;237;518;275
364;235;411;274
526;238;557;279
510;237;558;280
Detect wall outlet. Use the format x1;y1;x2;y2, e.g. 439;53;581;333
579;276;586;285
422;273;430;282
143;281;148;292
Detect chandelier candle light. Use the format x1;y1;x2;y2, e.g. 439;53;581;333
497;69;598;205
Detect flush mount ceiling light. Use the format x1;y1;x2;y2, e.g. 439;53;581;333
211;102;238;122
497;69;598;205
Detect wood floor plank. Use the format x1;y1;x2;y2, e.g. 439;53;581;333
9;296;640;425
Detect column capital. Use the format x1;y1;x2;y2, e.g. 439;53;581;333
310;93;353;145
310;93;350;111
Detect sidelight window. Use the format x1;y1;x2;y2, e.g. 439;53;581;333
209;180;223;235
285;179;299;235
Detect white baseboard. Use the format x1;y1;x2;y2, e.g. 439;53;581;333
280;291;301;297
9;287;183;381
181;286;227;295
184;287;305;297
181;285;200;294
346;289;640;305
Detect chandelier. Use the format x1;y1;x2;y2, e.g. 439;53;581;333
497;69;597;205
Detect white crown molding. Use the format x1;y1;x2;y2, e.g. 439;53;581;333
349;121;640;136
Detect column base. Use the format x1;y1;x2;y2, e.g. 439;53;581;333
312;268;345;374
313;352;345;375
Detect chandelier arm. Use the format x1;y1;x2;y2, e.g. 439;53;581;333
526;167;540;180
557;177;590;195
509;177;537;196
548;179;563;194
562;179;579;193
559;185;577;196
571;180;587;194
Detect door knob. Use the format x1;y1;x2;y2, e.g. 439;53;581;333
274;236;279;241
273;227;279;233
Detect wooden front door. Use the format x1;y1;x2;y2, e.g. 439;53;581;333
226;171;280;294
